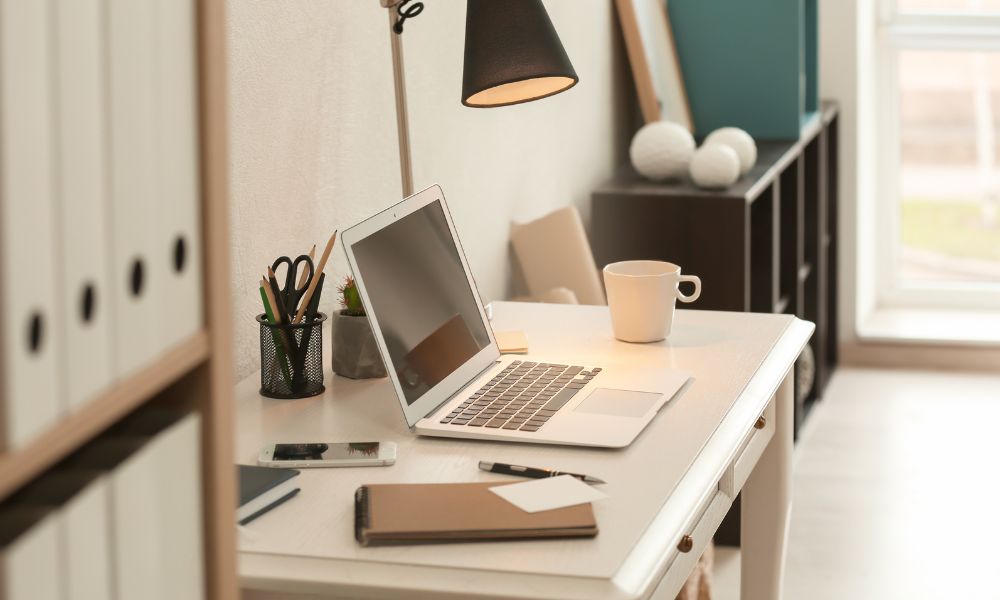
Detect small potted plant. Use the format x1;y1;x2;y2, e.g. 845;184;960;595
331;275;387;379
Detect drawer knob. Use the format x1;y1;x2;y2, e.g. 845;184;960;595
678;535;694;553
754;416;766;430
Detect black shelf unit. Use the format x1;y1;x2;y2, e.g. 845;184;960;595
590;102;840;546
592;102;839;434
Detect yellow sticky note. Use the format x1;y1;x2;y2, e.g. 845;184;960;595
494;330;528;354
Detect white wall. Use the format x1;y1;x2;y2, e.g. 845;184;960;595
819;0;877;346
227;1;632;379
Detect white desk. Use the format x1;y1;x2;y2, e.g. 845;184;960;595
236;302;813;600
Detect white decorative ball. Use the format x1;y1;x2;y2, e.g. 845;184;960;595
689;144;741;189
704;127;757;175
629;121;696;181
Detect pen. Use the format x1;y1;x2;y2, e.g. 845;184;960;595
479;460;606;484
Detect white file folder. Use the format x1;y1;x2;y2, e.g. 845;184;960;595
154;0;204;350
55;474;114;600
116;410;205;600
0;508;62;600
72;437;167;600
11;471;113;600
107;0;160;377
55;0;115;411
0;0;63;448
73;409;205;600
146;412;204;600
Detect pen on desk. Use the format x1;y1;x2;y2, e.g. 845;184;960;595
479;460;606;484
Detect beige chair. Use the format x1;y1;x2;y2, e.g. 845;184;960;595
509;206;606;305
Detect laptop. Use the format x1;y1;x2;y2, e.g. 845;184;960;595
342;185;692;448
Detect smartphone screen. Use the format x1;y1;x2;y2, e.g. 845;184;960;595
271;442;381;461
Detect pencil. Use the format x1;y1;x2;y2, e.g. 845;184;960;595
259;285;278;383
260;279;293;385
293;230;337;323
297;244;316;290
262;275;282;323
303;272;325;322
267;266;290;324
263;272;300;368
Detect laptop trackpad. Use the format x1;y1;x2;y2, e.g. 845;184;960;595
573;388;662;418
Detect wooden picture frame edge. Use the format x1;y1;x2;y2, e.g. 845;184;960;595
614;0;694;131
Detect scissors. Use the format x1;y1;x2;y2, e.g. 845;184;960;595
271;254;315;317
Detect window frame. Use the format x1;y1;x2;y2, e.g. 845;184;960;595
875;0;1000;311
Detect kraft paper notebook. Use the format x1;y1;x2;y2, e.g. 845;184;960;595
354;481;598;546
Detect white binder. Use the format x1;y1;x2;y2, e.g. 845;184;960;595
0;0;63;448
55;0;115;411
0;508;62;600
154;0;204;350
73;437;167;600
107;0;160;377
57;474;115;600
116;410;205;600
73;409;205;600
11;471;113;600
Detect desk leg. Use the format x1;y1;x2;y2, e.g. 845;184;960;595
740;371;793;600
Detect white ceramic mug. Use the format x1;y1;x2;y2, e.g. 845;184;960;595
603;261;701;343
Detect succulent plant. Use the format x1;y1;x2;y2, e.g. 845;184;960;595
338;275;365;317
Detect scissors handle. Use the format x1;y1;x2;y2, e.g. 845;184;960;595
291;254;315;290
271;254;314;316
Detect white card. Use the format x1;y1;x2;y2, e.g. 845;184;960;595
489;475;607;513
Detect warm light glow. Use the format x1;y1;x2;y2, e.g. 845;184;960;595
464;76;576;107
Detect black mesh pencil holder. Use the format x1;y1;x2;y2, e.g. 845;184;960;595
257;312;327;399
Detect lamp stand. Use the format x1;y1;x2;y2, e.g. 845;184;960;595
382;0;415;197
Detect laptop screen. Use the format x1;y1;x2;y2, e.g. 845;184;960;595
351;200;492;405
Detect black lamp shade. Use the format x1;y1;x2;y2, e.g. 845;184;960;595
462;0;579;108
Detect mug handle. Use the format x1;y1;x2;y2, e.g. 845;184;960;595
677;275;701;303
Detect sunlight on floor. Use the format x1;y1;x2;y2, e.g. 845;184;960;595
713;367;1000;600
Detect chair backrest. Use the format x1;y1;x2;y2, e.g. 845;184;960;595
510;206;606;306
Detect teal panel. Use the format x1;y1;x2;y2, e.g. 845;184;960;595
805;0;818;112
668;0;806;140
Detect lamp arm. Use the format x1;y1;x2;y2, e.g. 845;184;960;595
381;0;415;197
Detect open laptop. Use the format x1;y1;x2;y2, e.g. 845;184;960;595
342;185;692;448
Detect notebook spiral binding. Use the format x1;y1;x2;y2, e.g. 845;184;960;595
354;486;371;544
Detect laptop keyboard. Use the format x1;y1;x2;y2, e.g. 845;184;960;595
439;361;602;432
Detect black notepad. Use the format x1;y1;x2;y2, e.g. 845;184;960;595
237;465;300;525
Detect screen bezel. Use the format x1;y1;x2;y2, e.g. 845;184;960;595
341;184;500;428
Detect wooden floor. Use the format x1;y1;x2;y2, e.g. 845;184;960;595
714;367;1000;599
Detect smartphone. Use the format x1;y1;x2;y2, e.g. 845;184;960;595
258;441;397;468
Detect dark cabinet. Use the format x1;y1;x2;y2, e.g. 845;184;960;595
592;103;839;435
591;103;840;546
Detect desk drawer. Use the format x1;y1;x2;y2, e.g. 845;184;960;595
723;396;776;497
650;487;732;600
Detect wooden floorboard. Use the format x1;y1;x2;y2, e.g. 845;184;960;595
714;367;1000;599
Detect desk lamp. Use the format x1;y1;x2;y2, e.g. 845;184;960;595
380;0;579;196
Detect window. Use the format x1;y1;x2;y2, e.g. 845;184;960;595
897;0;1000;13
877;0;1000;310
